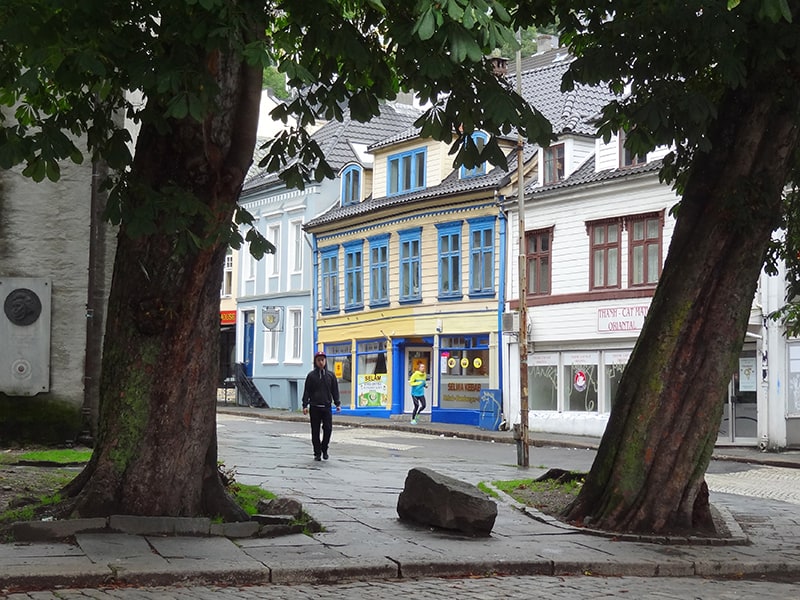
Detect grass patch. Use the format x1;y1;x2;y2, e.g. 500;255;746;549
491;474;584;511
230;483;277;516
477;481;500;499
493;477;583;495
15;449;92;464
0;491;65;525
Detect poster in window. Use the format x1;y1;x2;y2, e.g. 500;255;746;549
739;357;757;392
357;374;388;407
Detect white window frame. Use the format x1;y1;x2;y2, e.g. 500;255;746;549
290;220;304;275
263;327;280;364
246;241;256;281
221;250;234;297
285;307;303;364
267;223;281;279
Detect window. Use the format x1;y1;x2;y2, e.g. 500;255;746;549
246;242;256;280
543;143;565;184
440;335;490;410
526;228;552;295
529;353;558;410
563;352;599;412
267;223;280;277
604;351;630;411
344;240;364;310
356;340;388;408
263;328;279;363
437;221;462;299
628;213;662;286
589;220;620;290
320;246;339;313
369;234;390;307
387;148;426;196
468;217;495;297
341;165;362;205
460;132;487;179
287;308;302;361
399;228;422;302
221;248;233;297
290;220;303;274
619;129;646;167
325;342;353;408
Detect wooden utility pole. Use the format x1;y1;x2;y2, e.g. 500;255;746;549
516;31;529;467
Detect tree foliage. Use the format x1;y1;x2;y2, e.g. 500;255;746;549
0;0;558;519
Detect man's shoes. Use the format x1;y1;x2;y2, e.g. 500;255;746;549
314;455;321;461
322;451;329;460
410;418;417;424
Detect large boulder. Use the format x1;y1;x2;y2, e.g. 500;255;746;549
397;467;497;536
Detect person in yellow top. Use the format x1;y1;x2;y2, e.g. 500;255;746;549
408;362;428;424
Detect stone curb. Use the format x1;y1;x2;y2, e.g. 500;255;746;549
483;483;750;547
9;516;302;543
3;560;800;593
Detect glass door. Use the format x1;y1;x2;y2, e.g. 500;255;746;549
718;349;758;444
405;347;432;415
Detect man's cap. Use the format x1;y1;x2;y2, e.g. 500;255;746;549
314;351;326;359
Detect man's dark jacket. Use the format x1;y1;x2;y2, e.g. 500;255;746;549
302;367;340;409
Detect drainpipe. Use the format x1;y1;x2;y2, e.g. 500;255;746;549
81;158;109;443
309;232;319;351
515;29;530;467
496;191;506;423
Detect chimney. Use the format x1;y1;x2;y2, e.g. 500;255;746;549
535;34;557;54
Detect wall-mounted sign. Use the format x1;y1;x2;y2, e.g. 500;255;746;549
220;310;236;325
597;305;649;333
262;306;282;331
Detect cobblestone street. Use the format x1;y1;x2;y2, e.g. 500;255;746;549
4;575;797;600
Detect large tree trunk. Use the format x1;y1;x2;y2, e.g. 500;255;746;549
61;44;263;520
563;74;800;535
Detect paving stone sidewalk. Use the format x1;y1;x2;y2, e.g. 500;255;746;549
1;406;798;593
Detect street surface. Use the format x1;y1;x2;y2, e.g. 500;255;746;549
4;575;796;599
4;415;797;599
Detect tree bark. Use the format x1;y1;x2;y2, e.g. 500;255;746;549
562;73;800;535
60;42;263;520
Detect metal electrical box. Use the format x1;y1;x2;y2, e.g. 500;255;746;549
0;278;51;396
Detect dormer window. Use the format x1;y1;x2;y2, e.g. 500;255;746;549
341;165;361;206
619;129;646;168
543;143;565;184
387;148;426;196
460;132;488;179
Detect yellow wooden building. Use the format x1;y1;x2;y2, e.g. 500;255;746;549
304;126;534;425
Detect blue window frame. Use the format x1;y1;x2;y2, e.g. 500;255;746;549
344;240;364;310
399;227;422;303
320;246;339;313
436;221;462;299
460;132;488;179
368;234;390;307
468;217;495;297
341;165;361;205
387;148;426;196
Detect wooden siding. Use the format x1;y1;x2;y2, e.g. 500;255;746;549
508;176;678;345
567;137;595;177
371;138;451;198
315;204;503;339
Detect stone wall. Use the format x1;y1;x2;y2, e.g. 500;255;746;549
0;151;116;445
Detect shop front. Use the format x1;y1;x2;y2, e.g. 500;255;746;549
324;332;497;425
436;334;492;425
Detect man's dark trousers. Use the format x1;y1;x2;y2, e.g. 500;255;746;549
309;405;333;458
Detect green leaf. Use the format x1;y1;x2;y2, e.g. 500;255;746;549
167;96;189;120
415;8;436;41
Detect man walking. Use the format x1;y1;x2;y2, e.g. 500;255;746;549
302;350;341;461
